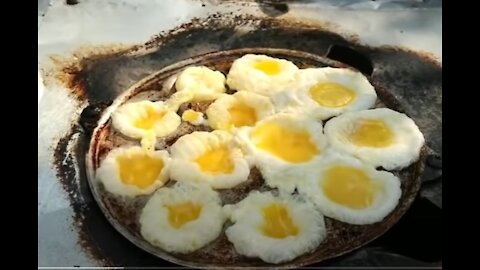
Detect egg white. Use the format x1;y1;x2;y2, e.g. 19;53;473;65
111;100;181;140
169;130;251;189
140;182;227;253
237;113;328;193
226;54;299;96
164;90;196;112
324;108;425;170
297;151;402;225
224;191;326;264
96;146;170;197
175;66;226;101
272;67;377;120
207;91;275;131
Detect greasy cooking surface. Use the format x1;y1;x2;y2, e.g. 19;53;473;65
86;48;425;267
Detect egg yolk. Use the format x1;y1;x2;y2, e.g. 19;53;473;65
134;106;166;129
322;165;379;209
254;60;282;75
251;121;319;163
309;82;356;108
116;153;164;189
182;109;202;123
261;203;299;238
195;146;234;174
166;202;203;228
349;119;395;147
228;103;257;127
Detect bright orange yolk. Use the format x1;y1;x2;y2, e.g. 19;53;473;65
116;153;164;189
195;146;234;174
322;165;379;209
309;82;356;108
349;119;395;147
251;121;319;163
166;202;203;228
260;203;299;238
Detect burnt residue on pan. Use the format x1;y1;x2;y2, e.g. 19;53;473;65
50;13;442;266
85;48;426;268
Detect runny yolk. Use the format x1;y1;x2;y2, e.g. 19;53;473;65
116;153;164;189
260;203;299;238
253;60;282;75
134;106;166;129
309;82;356;108
349;119;395;147
322;165;379;209
195;146;234;174
251;121;319;163
166;202;203;228
228;103;257;128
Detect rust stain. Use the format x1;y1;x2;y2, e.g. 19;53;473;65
42;44;137;101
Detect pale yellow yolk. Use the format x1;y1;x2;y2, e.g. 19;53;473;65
166;202;203;228
260;203;299;238
349;119;395;147
116;153;164;189
251;122;319;163
228;103;257;128
309;82;356;108
322;165;379;209
195;146;234;174
182;110;202;123
134;107;166;129
254;60;282;75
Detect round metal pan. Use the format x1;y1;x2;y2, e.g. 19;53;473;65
85;48;426;268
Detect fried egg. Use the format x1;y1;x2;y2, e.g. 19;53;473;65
224;191;326;264
324;108;424;170
111;100;181;149
272;67;377;120
237;113;328;193
226;54;299;96
169;130;250;189
297;151;401;225
207;91;275;130
175;66;226;101
96;146;170;197
140;182;227;253
181;109;205;126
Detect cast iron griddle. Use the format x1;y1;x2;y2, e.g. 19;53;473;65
85;48;426;268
